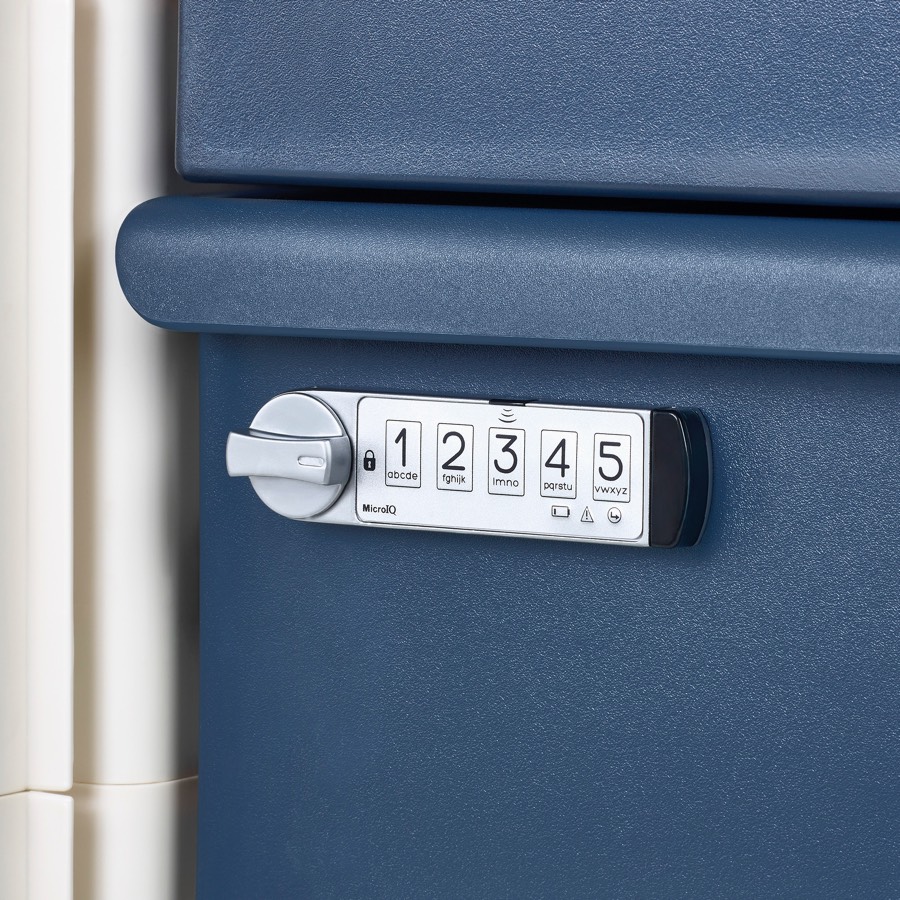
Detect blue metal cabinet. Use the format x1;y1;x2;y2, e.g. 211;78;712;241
177;1;900;204
119;198;900;898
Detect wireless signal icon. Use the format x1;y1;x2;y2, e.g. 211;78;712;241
498;407;517;424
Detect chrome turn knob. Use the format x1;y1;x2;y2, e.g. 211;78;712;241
226;392;351;519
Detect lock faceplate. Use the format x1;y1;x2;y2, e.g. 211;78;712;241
227;391;711;547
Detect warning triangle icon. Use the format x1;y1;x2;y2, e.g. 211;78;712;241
580;507;594;523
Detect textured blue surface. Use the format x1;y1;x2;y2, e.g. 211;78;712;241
118;197;900;363
178;0;900;203
200;334;900;899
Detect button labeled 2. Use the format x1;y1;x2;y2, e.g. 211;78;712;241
593;433;631;503
385;420;421;488
488;427;525;496
437;423;474;491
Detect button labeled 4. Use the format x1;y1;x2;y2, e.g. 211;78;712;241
541;430;577;498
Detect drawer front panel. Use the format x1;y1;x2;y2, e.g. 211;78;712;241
179;0;900;203
200;335;900;899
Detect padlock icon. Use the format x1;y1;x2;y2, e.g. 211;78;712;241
363;450;377;472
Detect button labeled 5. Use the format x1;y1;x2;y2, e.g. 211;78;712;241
437;423;474;491
488;427;525;496
593;433;631;503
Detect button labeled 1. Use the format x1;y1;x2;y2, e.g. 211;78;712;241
385;420;421;488
488;428;525;496
437;423;474;491
593;433;631;503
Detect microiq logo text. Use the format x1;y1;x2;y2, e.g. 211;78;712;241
362;503;397;515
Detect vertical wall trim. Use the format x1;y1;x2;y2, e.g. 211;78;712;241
73;0;198;785
0;0;31;799
26;0;76;793
0;792;74;900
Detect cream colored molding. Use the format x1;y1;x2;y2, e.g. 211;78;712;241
73;0;199;786
71;779;197;900
0;792;74;900
0;0;75;797
27;0;76;794
0;0;32;800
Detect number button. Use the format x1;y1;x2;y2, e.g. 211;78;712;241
488;428;525;496
385;420;421;488
593;433;631;503
540;430;577;498
437;423;474;492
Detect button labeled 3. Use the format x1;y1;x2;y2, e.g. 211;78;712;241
488;427;525;496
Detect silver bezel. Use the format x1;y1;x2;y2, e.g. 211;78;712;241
301;391;652;547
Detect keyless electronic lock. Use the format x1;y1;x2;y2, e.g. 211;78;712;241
226;391;712;548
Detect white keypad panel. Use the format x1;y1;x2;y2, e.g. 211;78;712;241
356;397;648;544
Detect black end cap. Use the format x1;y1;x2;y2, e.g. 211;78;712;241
649;410;712;548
